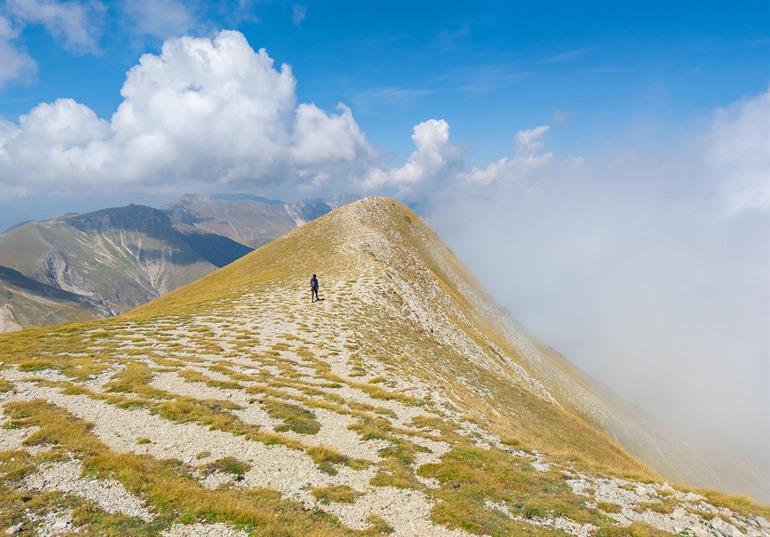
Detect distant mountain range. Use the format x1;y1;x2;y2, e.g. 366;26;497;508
162;194;352;248
0;194;348;332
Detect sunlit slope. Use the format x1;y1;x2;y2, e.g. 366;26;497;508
1;197;767;536
131;197;644;472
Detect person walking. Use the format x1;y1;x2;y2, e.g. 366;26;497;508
310;274;319;302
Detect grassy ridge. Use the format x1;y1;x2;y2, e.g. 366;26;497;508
1;196;767;536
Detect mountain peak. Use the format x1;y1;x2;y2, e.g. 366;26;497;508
67;204;171;234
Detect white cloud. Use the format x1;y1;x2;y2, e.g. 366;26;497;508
0;14;18;39
514;125;549;154
461;125;553;186
122;0;197;40
361;121;556;193
362;119;461;193
291;4;307;25
292;103;372;167
0;21;35;88
707;90;770;215
5;0;104;54
0;30;376;196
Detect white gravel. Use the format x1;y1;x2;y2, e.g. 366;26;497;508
162;523;247;537
24;459;153;522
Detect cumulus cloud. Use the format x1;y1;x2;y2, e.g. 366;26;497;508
122;0;197;40
461;125;554;185
0;26;551;199
291;103;374;185
4;0;104;54
362;119;461;194
362;121;557;193
0;30;376;196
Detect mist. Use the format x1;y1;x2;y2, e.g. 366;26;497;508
422;93;769;501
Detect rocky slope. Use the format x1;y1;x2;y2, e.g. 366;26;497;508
163;194;297;249
0;197;766;536
163;193;353;247
0;204;251;320
0;265;116;332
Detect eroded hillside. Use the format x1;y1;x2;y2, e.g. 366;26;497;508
0;197;767;536
0;205;251;315
0;266;115;333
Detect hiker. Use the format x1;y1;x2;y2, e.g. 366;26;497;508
310;274;319;302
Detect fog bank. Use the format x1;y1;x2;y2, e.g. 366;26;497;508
423;93;769;501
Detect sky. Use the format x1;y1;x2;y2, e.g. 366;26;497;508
0;0;768;499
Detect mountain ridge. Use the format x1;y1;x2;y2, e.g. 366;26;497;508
0;196;767;536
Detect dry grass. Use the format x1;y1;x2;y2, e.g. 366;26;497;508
418;444;610;535
261;399;321;435
178;368;243;390
312;485;362;505
205;457;251;478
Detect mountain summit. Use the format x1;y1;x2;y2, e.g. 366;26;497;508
0;197;766;536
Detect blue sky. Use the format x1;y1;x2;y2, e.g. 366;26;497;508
1;0;768;171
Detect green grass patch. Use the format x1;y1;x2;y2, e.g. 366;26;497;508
206;457;251;477
597;502;622;514
306;445;370;472
262;399;320;435
312;485;362;505
178;368;243;390
317;462;337;476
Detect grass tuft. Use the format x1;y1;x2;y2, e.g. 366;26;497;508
206;456;251;477
312;485;362;505
262;399;321;435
